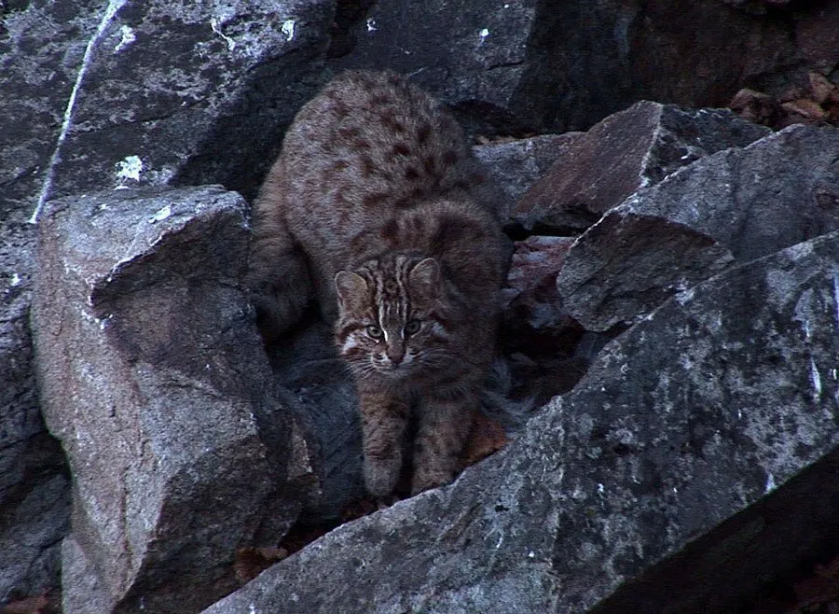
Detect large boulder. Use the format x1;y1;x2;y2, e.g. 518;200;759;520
558;124;839;331
31;186;313;614
328;1;827;136
200;229;839;614
513;101;770;233
1;1;334;603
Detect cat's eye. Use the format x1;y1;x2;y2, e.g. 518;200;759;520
366;324;384;338
404;320;421;335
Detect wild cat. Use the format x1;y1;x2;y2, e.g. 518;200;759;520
247;69;508;497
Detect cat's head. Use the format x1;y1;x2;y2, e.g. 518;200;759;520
334;255;452;381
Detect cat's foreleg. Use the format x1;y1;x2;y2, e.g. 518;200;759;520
412;393;475;495
359;391;409;498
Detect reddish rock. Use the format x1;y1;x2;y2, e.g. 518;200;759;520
797;3;839;72
503;236;578;350
504;236;574;318
513;101;768;233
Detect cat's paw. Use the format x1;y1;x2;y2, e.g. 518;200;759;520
363;456;401;498
410;468;454;496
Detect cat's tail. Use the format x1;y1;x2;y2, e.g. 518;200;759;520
479;357;537;433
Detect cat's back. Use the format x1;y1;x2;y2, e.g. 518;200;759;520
274;71;488;244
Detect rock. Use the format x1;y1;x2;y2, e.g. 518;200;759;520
624;2;795;110
0;0;334;221
2;0;830;224
729;88;786;127
797;3;839;72
1;1;332;603
504;236;575;323
501;235;591;405
558;124;839;331
202;230;839;614
327;0;812;138
329;0;539;135
472;134;583;223
267;322;364;524
513;101;770;233
0;221;70;604
30;186;312;614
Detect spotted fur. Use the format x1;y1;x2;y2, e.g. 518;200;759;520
248;70;508;496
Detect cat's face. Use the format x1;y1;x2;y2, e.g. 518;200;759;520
334;256;452;381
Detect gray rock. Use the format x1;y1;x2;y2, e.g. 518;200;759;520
326;1;803;137
1;0;334;222
556;214;736;333
513;101;770;233
558;123;839;331
202;230;839;614
329;0;539;135
0;220;70;604
267;322;364;523
472;134;583;222
30;186;313;614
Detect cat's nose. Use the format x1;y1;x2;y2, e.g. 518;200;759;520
386;344;405;365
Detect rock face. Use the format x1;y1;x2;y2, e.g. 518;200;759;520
4;0;839;610
1;0;333;602
329;0;825;135
0;0;334;221
330;0;539;135
513;101;770;233
30;186;311;614
203;230;839;614
558;124;839;331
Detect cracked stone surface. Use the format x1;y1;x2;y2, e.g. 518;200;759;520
0;0;334;223
557;124;839;331
31;185;312;614
473;133;583;223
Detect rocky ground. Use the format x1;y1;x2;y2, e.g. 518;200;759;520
2;1;839;613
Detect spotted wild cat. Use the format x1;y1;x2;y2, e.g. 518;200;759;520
248;69;508;497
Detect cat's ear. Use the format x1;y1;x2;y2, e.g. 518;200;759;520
409;258;440;306
334;270;368;313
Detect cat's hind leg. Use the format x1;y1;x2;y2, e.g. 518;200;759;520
246;218;312;342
